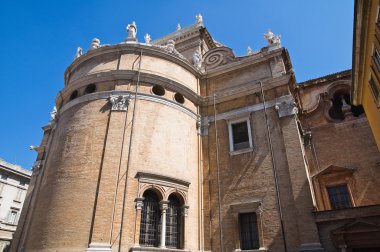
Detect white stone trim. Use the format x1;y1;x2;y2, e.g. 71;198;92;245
59;91;198;120
207;94;293;122
86;243;112;252
227;116;253;153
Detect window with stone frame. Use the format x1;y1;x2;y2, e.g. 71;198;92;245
230;201;266;251
239;212;260;250
228;117;253;153
134;172;189;251
312;165;356;211
139;190;160;247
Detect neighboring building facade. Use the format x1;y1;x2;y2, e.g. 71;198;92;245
295;70;380;252
352;0;380;151
0;159;31;251
9;16;380;252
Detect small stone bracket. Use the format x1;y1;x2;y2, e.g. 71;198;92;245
275;101;298;118
108;95;131;112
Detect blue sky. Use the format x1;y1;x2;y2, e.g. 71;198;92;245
0;0;354;169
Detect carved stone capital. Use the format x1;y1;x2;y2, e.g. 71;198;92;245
108;95;131;111
181;205;189;217
275;100;298;118
135;198;144;210
159;201;169;211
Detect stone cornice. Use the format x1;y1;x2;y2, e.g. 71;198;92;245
136;171;191;188
202;74;292;105
205;94;293;122
314;204;380;223
65;43;202;85
59;90;199;120
61;71;201;105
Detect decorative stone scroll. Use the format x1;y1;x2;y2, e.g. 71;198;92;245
108;95;131;111
203;47;236;69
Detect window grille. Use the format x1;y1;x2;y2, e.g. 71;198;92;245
239;212;260;250
139;191;160;247
327;185;352;210
166;195;181;248
232;121;250;151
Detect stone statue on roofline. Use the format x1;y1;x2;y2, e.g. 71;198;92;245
192;49;202;69
89;38;100;50
177;24;181;31
74;47;83;60
195;14;203;27
126;21;138;42
144;34;151;45
264;29;281;47
247;46;253;55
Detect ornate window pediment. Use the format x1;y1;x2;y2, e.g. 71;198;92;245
313;165;356;211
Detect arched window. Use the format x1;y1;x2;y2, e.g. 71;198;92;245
166;194;181;248
139;190;160;247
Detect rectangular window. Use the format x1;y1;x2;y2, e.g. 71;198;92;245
228;118;253;152
239;212;260;250
327;185;352;210
369;76;380;105
373;49;380;71
8;211;18;225
15;189;23;202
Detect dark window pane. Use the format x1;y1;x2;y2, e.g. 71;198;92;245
239;212;260;250
232;122;250;151
327;185;352;210
166;195;181;248
140;191;160;247
369;77;380;99
373;49;380;71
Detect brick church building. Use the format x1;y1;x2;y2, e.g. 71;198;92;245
10;16;380;252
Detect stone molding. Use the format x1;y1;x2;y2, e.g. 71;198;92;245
66;43;201;86
230;200;262;213
314;204;380;223
130;246;190;252
59;90;198;120
205;94;293;122
136;171;190;205
86;243;112;252
61;71;200;106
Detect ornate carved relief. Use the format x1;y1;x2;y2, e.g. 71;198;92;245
203;47;237;69
108;95;131;111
